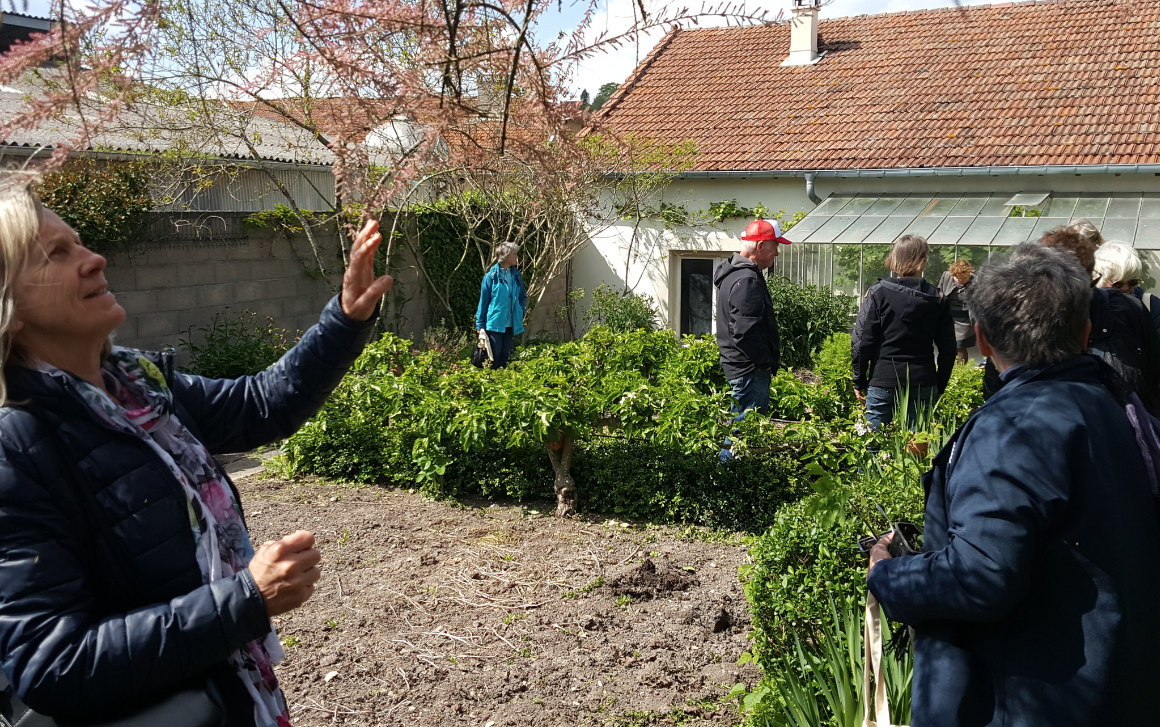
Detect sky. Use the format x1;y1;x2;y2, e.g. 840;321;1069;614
551;0;1011;97
7;0;1009;98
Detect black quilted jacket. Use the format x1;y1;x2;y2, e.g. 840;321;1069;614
0;295;375;721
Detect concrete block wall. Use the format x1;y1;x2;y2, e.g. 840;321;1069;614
106;213;579;364
105;217;340;358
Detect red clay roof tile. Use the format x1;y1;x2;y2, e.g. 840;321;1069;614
593;0;1160;170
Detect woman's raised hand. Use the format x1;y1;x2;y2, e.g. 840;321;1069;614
341;219;394;322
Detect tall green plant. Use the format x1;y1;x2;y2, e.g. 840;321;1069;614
180;310;297;378
583;284;659;332
742;600;912;727
768;276;855;370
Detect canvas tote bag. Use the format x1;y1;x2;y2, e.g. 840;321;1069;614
862;594;907;727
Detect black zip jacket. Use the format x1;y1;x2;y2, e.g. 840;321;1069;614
852;277;956;393
982;289;1160;415
0;295;375;721
1086;287;1160;415
714;254;779;379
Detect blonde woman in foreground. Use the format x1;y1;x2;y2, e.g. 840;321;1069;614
0;179;392;725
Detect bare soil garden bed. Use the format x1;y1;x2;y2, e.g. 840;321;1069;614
232;466;761;726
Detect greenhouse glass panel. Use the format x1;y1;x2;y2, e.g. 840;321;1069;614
1139;251;1160;296
785;214;830;241
992;217;1038;245
840;197;879;216
1134;218;1160;249
921;197;960;217
862;244;893;291
988;246;1015;262
1041;197;1078;219
832;244;861;297
866;216;916;243
808;215;859;243
949;195;990;216
894;196;935;216
959;216;1005;246
797;244;832;288
1108;196;1142;218
979;197;1013;216
836;215;889;243
928;215;973;245
866;197;906;215
1139;196;1160;219
927;245;956;283
1100;218;1138;243
810;195;856;216
1074;197;1110;219
902;215;943;238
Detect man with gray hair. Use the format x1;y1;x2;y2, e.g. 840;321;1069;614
867;243;1160;727
713;219;791;460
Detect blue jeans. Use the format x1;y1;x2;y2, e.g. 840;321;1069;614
865;385;937;432
486;327;515;368
720;369;772;461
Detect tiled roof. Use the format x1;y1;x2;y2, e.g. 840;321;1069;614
592;0;1160;171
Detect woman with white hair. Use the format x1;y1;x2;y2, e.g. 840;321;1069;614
475;241;527;369
0;179;393;724
1094;240;1160;338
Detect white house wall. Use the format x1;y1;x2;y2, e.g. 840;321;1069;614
575;172;1160;335
574;176;809;331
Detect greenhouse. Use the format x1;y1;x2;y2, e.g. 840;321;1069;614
778;193;1160;296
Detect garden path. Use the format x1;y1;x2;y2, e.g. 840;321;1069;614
235;472;762;726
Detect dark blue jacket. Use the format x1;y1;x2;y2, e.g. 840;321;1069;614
868;356;1160;727
0;295;374;720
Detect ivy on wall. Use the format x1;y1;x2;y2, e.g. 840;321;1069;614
405;198;552;333
38;160;153;255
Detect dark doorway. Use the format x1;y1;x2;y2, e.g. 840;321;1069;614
680;258;715;336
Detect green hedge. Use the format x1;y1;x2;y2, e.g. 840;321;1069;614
768;276;856;370
742;464;925;668
574;440;809;532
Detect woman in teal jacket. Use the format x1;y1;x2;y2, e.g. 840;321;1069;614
475;242;527;368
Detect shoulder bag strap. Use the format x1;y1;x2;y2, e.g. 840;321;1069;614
862;594;894;727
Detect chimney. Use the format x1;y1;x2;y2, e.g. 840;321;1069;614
782;0;821;67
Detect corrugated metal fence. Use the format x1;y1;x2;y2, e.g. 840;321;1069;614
154;167;336;214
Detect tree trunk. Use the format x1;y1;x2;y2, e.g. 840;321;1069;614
546;434;577;517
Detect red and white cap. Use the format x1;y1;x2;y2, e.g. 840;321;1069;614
740;219;792;244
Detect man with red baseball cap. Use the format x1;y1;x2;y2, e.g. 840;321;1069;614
714;219;792;461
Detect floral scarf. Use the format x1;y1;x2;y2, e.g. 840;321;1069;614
38;348;291;727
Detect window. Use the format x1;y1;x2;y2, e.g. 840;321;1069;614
679;258;716;337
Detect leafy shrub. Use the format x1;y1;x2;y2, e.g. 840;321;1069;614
766;369;854;422
935;362;986;423
812;332;852;386
743;453;926;664
574;440;809;532
280;324;817;528
423;323;472;362
583;283;659;332
768;275;856;370
180;310;297;378
242;204;315;236
39;160;152;254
